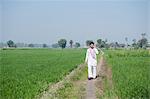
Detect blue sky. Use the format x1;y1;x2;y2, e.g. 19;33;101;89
0;0;150;45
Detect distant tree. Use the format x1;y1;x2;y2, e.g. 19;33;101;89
28;44;34;47
97;39;102;44
125;37;128;48
58;39;67;49
86;40;93;46
52;43;59;48
115;42;119;47
69;40;73;48
132;39;138;49
7;40;15;47
97;39;106;48
74;42;80;48
43;44;47;48
137;33;148;49
137;38;148;49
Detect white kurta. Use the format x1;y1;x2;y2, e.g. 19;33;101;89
85;48;99;66
85;48;99;78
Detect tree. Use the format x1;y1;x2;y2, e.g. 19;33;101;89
125;37;128;48
86;40;93;46
69;40;73;48
115;42;119;48
28;44;34;47
137;38;148;48
52;43;59;48
7;40;15;47
58;39;67;49
137;33;148;49
43;44;47;48
97;39;106;48
74;42;80;48
97;39;102;44
132;39;138;49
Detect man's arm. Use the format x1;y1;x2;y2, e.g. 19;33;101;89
94;48;99;54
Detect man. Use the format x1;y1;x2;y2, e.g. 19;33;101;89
85;42;104;80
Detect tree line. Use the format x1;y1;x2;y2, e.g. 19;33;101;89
3;39;81;49
2;33;149;49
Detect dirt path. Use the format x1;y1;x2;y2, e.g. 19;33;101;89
85;56;113;99
37;56;113;99
85;57;103;99
86;79;96;99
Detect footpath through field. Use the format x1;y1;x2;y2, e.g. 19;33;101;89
38;56;111;99
85;56;113;99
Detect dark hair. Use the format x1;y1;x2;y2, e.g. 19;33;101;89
89;42;94;45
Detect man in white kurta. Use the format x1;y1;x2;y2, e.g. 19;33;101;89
85;42;99;79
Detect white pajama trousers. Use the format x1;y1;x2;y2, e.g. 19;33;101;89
88;65;96;78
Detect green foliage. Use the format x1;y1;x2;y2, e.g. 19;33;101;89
86;40;93;46
56;64;87;99
0;48;86;99
74;42;80;48
104;49;150;98
137;38;148;49
69;40;73;48
97;39;108;48
42;44;47;48
7;40;15;47
58;39;67;49
28;43;34;47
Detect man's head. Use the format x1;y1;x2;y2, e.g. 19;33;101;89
89;42;94;49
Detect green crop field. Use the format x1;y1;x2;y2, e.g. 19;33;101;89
1;48;150;99
0;48;86;99
104;50;150;98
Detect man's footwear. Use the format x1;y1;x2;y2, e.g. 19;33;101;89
88;77;93;80
93;76;97;79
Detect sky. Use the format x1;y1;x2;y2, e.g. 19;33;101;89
0;0;150;45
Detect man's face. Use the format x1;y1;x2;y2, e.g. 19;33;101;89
90;44;94;49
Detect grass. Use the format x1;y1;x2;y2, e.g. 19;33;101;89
0;48;86;99
104;49;150;99
1;48;149;99
56;65;88;99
